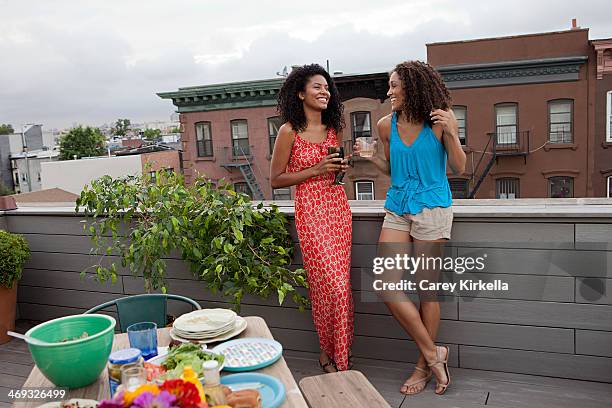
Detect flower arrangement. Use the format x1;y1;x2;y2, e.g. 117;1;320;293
98;379;216;408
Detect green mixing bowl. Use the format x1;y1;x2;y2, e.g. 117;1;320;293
25;314;116;388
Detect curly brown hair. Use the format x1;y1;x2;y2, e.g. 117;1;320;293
392;61;451;125
277;64;345;133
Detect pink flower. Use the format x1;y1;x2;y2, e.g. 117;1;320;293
132;391;177;408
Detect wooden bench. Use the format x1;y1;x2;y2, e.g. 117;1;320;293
299;370;390;408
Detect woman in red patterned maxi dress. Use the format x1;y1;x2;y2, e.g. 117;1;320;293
270;64;353;372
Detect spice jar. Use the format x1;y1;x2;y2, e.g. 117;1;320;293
108;348;144;396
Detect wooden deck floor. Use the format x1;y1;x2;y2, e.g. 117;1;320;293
2;321;611;408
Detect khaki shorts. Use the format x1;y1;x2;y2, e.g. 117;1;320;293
382;207;453;240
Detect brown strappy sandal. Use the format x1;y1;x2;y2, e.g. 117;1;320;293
319;356;337;373
428;345;451;395
401;366;432;395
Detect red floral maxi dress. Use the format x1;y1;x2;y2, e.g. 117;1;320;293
287;128;353;370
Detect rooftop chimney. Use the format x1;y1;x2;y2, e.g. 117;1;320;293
571;18;578;29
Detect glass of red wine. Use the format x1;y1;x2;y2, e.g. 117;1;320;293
328;146;345;185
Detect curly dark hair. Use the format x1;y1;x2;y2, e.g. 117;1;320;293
277;64;345;133
392;61;451;125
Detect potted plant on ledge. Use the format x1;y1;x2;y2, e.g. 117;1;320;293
0;229;30;344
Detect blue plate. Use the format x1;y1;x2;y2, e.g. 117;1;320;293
212;337;283;372
221;373;286;408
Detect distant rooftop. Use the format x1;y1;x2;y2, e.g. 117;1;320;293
11;188;79;206
427;28;588;47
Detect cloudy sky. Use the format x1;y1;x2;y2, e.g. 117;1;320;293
1;0;610;129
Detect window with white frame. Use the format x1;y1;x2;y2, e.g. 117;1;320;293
268;117;282;155
496;178;520;199
355;181;374;200
453;106;467;145
495;104;518;145
273;188;291;200
549;176;574;198
231;120;249;156
607;91;612;142
607;176;612;198
351;112;372;142
549;100;573;144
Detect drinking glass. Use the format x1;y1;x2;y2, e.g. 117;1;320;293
120;365;147;392
127;322;158;360
357;137;376;158
327;146;345;185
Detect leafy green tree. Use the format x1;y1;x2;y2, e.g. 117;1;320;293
112;118;131;137
77;171;308;310
0;124;14;135
170;127;181;134
58;126;106;160
143;128;162;141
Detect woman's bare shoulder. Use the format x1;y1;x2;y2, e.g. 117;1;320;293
377;114;392;139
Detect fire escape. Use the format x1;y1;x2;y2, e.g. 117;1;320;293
219;144;265;200
469;130;530;198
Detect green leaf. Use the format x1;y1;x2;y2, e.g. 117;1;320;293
277;288;286;305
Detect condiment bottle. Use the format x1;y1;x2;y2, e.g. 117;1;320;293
107;348;144;397
201;360;227;406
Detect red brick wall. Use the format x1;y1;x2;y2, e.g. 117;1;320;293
141;150;181;174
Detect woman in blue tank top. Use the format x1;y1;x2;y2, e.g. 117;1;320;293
355;61;465;396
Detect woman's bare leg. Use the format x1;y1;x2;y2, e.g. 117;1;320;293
378;228;447;393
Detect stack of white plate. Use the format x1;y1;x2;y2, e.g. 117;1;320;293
170;309;247;344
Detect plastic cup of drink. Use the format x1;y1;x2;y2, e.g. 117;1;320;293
358;137;375;157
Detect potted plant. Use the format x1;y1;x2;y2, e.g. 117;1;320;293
0;229;30;344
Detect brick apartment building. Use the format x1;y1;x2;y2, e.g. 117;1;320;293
592;38;612;197
158;75;390;200
159;26;612;200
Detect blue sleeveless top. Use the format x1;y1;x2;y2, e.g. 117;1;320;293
384;112;452;215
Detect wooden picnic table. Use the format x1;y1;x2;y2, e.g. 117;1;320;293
16;316;307;408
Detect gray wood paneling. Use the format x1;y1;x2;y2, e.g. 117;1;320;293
459;298;612;331
18;303;119;322
21;233;115;255
25;252;195;279
270;327;460;367
0;216;6;231
6;215;88;235
17;286;121;310
460;345;612;383
450;273;574;302
355;314;574;353
352;220;382;244
20;269;123;293
355;292;458;320
457;248;612;278
576;330;612;357
575;224;612;250
576;278;612;305
451;222;575;249
10;211;612;383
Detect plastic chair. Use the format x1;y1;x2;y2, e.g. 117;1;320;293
84;294;201;332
